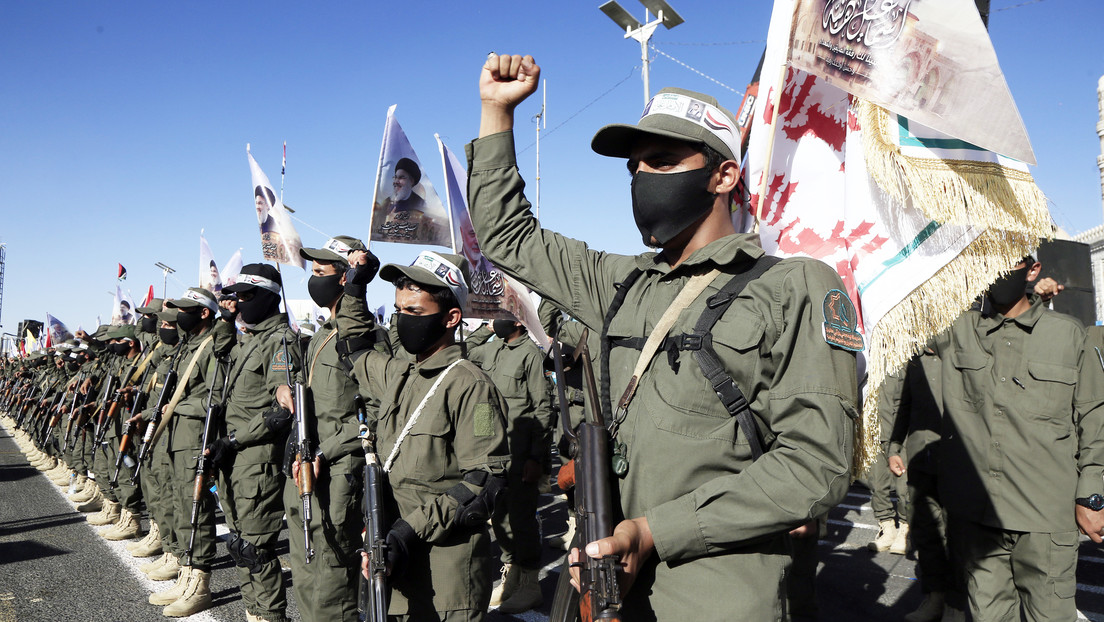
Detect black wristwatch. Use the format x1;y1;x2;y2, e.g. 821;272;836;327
1076;494;1104;511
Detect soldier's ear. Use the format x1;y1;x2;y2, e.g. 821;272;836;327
1028;261;1042;281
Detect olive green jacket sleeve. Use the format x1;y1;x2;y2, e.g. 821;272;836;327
1076;333;1104;498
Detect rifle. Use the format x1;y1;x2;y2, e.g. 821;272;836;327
91;376;121;459
283;335;315;564
356;394;389;622
14;380;44;429
548;329;622;622
185;354;230;567
92;356;143;459
111;361;157;488
61;372;91;453
36;381;70;447
131;344;184;483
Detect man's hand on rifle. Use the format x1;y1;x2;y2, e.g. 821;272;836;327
293;455;324;484
126;413;143;425
569;515;655;596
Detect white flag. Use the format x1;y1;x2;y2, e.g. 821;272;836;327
199;230;222;294
247;147;306;269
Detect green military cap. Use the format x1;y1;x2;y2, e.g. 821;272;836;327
137;298;165;315
105;324;137;341
157;309;180;323
591;86;742;163
380;250;471;311
93;324;113;340
166;288;218;312
299;235;366;268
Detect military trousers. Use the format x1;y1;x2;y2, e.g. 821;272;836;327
92;437;121;503
870;444;909;523
283;458;362;622
139;439;175;552
491;458;542;569
222;460;287;622
951;519;1077;622
170;447;217;568
906;468;959;598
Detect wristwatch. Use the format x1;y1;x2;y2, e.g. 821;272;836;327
1076;494;1104;511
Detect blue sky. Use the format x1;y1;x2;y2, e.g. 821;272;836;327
2;0;1102;338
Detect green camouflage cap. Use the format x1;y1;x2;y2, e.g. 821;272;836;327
299;235;366;267
137;298;165;315
591;87;741;162
166;288;218;312
379;251;471;311
105;324;137;341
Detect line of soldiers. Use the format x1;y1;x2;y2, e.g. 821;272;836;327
0;236;564;622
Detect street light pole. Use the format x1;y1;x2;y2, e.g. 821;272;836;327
154;262;175;299
600;0;684;105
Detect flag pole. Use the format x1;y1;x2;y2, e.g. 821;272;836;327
534;79;546;220
753;62;789;235
366;105;397;252
279;141;287;205
435;134;459;255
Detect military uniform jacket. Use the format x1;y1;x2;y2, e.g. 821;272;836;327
167;321;236;454
888;347;944;474
467;132;858;616
224;313;299;465
937;296;1104;532
468;331;554;461
339;293;510;613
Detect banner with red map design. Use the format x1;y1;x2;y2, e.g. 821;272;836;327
742;0;1047;473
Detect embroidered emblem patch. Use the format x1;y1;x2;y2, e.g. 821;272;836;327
473;403;495;437
270;349;290;373
822;289;865;352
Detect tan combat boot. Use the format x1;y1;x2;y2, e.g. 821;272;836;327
141;551;171;574
548;515;576;550
35;456;58;471
50;468;73;486
128;522;163;557
88;499;121;526
69;477;93;501
149;566;191;605
67;473;86;496
75;486;104;512
890;521;910;555
163;568;212;617
904;591;945;622
103;509;143;541
148;554;182;581
489;563;519;608
497;567;543;614
867;519;897;551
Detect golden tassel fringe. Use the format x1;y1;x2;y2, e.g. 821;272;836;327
850;101;1053;477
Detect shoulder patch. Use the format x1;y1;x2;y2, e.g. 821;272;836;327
473;403;496;437
822;289;865;352
270;349;291;374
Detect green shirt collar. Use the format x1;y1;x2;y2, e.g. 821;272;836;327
635;233;764;276
415;343;462;373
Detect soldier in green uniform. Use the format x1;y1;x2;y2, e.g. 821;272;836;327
467;314;554;613
340;248;511;622
126;299;172;558
867;371;911;555
149;287;235;617
937;257;1104;622
469;54;859;620
203;264;300;622
887;346;967;622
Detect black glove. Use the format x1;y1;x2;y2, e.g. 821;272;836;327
206;436;240;467
262;406;293;436
385;519;418;580
344;251;380;296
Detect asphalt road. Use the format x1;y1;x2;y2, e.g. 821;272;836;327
3;414;1104;622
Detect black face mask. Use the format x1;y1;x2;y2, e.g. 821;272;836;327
492;319;518;340
630;167;716;247
307;274;344;308
66;361;80;372
108;342;130;356
176;309;202;333
987;266;1030;308
140;316;158;334
395;312;449;355
237;289;281;325
159;326;180;346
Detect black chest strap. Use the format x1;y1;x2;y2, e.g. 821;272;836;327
599;255;780;461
